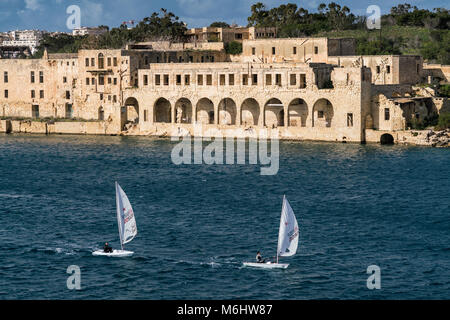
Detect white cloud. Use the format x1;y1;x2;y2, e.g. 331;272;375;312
80;0;104;27
25;0;41;11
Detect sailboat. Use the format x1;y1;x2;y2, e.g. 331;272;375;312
92;182;137;257
243;195;299;269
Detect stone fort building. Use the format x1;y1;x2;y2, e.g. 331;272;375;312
0;34;448;143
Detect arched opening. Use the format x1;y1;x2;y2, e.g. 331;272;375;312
174;98;192;124
312;98;333;128
122;97;139;129
288;98;308;127
98;53;104;69
154;98;171;123
380;133;394;145
264;98;284;127
196;98;214;124
218;98;237;125
98;106;104;121
241;98;260;126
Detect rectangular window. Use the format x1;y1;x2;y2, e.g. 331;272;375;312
384;108;390;121
63;77;67;83
113;57;118;66
99;75;104;85
113;78;117;85
163;74;169;86
4;71;8;83
290;74;296;86
272;47;276;55
108;77;112;84
252;47;256;55
155;74;161;85
31;71;35;83
39;71;44;83
387;66;391;74
347;113;353;127
252;74;258;85
39;90;44;99
31;90;35;98
91;58;95;66
144;110;148;122
32;105;39;118
185;75;190;85
314;46;318;54
220;74;226;85
100;93;103;100
206;74;212;85
197;74;203;85
300;74;306;88
107;57;111;67
376;66;380;74
66;91;70;99
229;74;234;85
86;78;90;85
275;74;282;86
85;58;89;67
113;95;117;103
293;47;297;55
4;90;8;98
176;74;181;85
65;104;73;118
242;74;248;85
266;74;272;85
318;110;324;118
92;78;95;85
144;75;148;86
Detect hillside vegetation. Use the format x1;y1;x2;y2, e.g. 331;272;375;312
34;3;449;64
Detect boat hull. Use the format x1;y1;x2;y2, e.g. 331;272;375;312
92;249;134;257
243;262;289;269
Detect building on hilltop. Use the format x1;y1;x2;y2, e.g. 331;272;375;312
0;30;45;56
72;27;108;37
186;26;277;43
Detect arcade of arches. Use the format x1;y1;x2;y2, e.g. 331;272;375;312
134;97;336;128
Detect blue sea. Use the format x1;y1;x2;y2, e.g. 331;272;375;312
0;134;449;299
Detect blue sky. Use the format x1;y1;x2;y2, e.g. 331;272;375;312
0;0;447;32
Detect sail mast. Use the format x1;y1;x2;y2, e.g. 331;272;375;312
276;195;286;264
115;181;124;250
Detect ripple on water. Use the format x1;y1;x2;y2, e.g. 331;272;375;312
0;135;449;299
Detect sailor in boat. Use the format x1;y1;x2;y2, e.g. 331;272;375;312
256;251;266;263
103;242;113;253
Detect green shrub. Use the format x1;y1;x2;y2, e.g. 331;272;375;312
436;112;450;130
225;41;243;55
439;84;450;97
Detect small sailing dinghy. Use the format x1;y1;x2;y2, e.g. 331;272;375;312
243;195;299;269
92;182;137;257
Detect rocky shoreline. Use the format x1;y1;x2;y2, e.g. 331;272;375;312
406;129;450;148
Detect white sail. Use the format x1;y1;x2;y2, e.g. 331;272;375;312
277;196;299;257
115;182;137;247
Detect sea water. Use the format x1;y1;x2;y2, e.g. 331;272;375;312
0;134;448;299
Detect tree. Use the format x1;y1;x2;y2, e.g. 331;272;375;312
225;41;242;55
210;22;230;28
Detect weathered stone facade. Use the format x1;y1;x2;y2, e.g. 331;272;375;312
0;36;447;144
